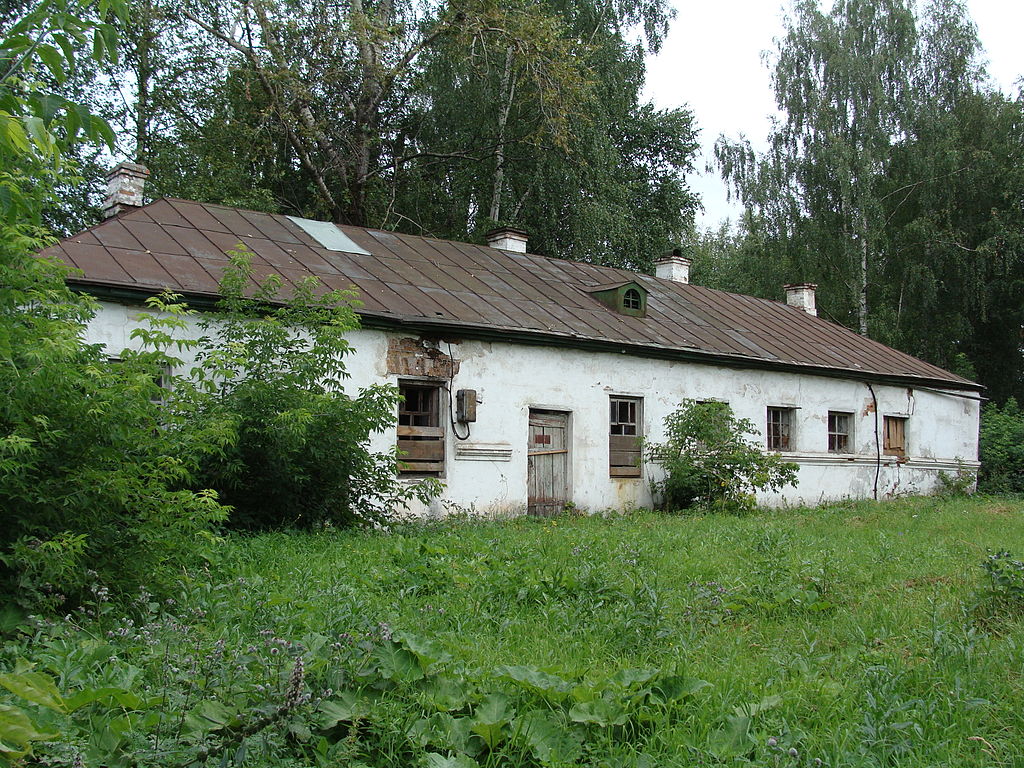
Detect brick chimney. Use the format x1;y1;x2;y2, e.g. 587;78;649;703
655;248;691;284
485;227;528;253
102;161;149;218
784;283;817;316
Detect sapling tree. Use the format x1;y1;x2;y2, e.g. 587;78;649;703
647;400;799;514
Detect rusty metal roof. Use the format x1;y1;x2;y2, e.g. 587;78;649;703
42;198;979;390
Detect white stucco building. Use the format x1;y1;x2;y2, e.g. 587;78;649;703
46;166;982;515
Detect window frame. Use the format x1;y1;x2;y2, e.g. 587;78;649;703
622;288;642;311
883;415;908;459
766;406;795;452
397;380;445;476
827;410;853;454
609;395;642;478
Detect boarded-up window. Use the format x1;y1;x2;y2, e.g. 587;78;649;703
766;407;794;451
828;411;852;453
398;382;444;475
610;397;642;477
883;416;907;458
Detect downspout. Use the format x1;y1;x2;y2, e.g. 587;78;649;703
866;382;880;501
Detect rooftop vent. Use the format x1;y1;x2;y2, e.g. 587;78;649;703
655;248;691;284
485;227;528;253
102;161;149;218
784;283;817;316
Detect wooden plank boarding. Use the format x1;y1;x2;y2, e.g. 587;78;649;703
397;439;445;460
528;410;569;517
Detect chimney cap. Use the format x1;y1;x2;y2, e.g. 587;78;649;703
104;161;150;181
484;226;529;253
484;226;528;240
783;282;818;290
656;247;691;264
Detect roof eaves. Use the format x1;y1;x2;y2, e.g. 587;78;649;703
69;279;983;392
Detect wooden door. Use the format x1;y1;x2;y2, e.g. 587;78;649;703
528;410;569;517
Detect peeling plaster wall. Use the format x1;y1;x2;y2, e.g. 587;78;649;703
87;300;981;516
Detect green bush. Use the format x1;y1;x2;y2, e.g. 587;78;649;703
0;260;228;610
181;252;438;530
647;400;799;514
0;0;233;611
979;398;1024;493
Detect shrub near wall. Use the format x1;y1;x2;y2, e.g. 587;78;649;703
979;398;1024;493
0;288;227;610
182;252;439;530
647;400;798;513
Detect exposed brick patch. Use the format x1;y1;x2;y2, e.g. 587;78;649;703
387;337;459;378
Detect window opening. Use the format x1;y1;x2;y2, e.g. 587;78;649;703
828;411;852;453
883;416;907;458
609;396;642;477
108;356;172;406
398;381;444;475
622;288;642;311
766;407;794;451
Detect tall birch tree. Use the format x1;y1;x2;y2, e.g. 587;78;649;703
716;0;917;335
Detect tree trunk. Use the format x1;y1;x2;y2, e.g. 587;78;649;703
859;210;869;336
488;46;515;223
348;0;393;226
133;0;156;165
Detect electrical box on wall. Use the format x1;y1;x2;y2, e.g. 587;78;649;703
456;389;477;422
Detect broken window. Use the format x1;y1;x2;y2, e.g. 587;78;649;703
609;396;642;477
398;381;444;475
766;407;794;451
828;411;852;453
883;416;907;458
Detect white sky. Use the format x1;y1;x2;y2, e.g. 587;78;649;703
644;1;1024;229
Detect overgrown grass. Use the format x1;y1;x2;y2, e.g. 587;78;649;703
4;496;1024;766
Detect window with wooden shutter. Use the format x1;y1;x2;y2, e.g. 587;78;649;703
398;381;444;475
609;396;642;477
883;416;907;458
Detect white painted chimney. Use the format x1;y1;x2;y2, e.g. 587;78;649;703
655;248;691;284
485;227;528;253
102;161;149;218
784;283;817;316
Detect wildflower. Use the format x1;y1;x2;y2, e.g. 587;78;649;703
789;747;799;758
767;737;778;747
284;657;307;709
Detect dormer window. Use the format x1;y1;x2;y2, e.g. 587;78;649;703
585;280;648;318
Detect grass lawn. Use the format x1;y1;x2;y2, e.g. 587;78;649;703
5;495;1024;767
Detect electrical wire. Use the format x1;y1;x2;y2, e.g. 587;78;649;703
446;341;471;440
